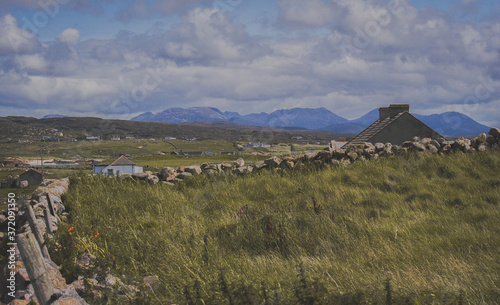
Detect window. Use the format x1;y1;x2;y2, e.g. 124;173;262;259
107;168;114;176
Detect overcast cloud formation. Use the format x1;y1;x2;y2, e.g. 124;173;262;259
0;0;499;126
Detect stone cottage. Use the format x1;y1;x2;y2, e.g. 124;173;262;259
349;104;444;145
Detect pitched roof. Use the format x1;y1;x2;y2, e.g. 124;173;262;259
349;111;406;145
110;155;135;166
21;169;43;176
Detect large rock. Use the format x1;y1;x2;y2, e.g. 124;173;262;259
253;161;267;170
202;164;220;175
332;149;346;160
221;163;233;172
489;127;500;139
374;143;385;152
409;142;427;152
347;152;358;162
147;175;159;185
264;156;282;168
486;135;496;145
234;166;253;175
430;140;441;149
160;167;177;180
280;160;295;169
451;138;471;152
363;146;375;158
234;158;245;168
177;172;193;179
314;151;332;162
477;133;487;143
185;166;202;175
427;144;439;154
132;172;149;180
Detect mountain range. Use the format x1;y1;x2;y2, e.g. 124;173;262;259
130;106;490;137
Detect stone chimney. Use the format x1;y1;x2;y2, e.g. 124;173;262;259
379;107;390;120
379;104;410;120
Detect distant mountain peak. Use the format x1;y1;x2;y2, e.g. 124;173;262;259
131;106;490;137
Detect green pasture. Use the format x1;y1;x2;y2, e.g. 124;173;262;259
50;151;500;304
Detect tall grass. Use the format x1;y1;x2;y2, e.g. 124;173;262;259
54;152;500;304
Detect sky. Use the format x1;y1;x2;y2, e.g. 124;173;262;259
0;0;499;126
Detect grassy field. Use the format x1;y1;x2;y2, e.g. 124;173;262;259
51;152;499;304
0;139;237;160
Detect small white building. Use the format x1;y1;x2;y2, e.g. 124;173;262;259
243;142;271;148
92;155;143;176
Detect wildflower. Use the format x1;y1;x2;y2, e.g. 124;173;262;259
68;227;75;235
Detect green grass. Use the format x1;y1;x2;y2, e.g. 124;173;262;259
53;152;500;304
0;139;237;160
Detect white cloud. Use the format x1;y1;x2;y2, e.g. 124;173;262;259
57;28;80;46
0;3;499;128
0;14;39;55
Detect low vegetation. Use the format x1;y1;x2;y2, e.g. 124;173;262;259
53;152;499;304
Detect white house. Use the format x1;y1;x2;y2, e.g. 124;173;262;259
92;155;143;176
243;142;271;148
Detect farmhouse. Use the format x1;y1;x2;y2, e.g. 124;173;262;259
92;155;143;176
349;104;444;145
19;169;43;186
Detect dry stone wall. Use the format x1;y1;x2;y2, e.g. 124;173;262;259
124;128;500;184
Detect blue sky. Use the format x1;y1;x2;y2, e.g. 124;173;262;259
0;0;499;127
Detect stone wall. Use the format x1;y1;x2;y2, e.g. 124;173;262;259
131;128;500;184
0;179;89;305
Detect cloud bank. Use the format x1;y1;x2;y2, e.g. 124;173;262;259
0;1;499;126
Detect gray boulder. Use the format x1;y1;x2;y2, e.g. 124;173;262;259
185;166;202;175
489;127;500;139
374;143;385;152
160;167;177;180
178;172;193;179
147;175;159;185
253;161;267;170
234;158;245;168
347;152;358;162
132;172;149;180
265;156;282;168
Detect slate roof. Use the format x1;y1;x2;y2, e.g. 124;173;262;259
109;155;135;166
21;169;43;176
349;111;407;145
